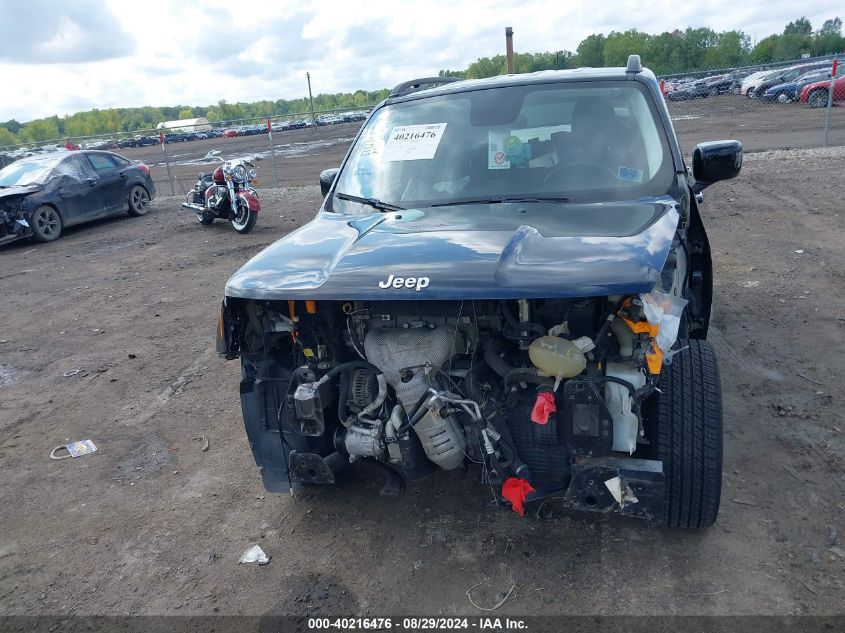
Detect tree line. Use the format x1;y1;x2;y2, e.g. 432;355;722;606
1;16;842;149
439;17;843;79
0;89;389;148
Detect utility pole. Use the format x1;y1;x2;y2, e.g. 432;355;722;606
306;72;316;131
505;27;514;74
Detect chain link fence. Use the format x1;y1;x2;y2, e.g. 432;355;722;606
2;57;843;194
0;106;374;196
659;55;844;153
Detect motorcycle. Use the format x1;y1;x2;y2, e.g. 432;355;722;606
181;158;260;234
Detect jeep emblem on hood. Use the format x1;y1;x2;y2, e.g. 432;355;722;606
378;274;430;291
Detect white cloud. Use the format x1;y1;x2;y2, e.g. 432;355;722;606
0;0;841;122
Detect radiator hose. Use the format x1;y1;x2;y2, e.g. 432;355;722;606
465;360;533;481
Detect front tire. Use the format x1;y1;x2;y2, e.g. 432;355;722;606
230;199;257;234
808;89;828;109
648;339;723;528
127;185;150;216
31;205;62;242
776;91;791;104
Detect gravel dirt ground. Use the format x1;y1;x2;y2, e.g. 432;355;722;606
667;94;845;151
0;145;843;618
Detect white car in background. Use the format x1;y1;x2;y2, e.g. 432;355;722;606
741;68;794;98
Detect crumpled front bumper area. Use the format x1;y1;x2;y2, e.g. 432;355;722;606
552;456;665;520
0;210;31;246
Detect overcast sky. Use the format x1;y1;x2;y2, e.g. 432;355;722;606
0;0;840;122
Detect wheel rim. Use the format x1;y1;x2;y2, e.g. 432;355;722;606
777;92;789;103
36;208;59;237
810;91;826;107
131;187;149;212
231;205;249;229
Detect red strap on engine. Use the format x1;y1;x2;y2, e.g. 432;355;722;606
530;391;556;425
501;477;536;517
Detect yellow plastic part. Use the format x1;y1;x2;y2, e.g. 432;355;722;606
619;315;659;338
645;345;664;375
288;300;298;342
619;309;663;375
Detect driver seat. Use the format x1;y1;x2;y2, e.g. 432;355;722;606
552;97;623;168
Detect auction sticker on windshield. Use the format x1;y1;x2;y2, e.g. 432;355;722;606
383;123;447;161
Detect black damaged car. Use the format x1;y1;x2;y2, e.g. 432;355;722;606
217;56;742;528
0;150;155;245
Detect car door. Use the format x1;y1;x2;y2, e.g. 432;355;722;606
84;153;126;214
53;155;105;226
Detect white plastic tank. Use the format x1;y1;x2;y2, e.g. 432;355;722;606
604;362;647;454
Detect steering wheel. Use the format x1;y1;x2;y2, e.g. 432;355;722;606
542;161;618;186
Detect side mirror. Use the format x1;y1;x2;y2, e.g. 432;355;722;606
319;168;339;198
692;140;742;193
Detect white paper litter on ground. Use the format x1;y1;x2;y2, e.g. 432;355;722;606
66;440;97;457
238;545;270;565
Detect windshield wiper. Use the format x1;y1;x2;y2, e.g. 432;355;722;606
335;192;405;213
427;195;570;208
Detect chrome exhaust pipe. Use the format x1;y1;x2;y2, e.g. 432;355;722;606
181;202;206;212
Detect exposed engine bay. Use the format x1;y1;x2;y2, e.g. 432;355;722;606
224;290;687;517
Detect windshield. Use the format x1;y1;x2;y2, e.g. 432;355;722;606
333;81;674;212
0;155;65;187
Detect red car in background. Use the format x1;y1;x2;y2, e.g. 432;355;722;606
223;129;238;138
800;77;845;108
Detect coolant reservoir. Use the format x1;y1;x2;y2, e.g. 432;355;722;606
528;336;587;379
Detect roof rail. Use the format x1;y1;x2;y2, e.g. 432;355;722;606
626;54;643;74
389;77;461;97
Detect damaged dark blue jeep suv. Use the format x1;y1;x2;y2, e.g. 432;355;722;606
217;55;742;528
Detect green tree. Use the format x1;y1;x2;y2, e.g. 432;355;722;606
751;34;779;63
678;27;718;70
813;17;845;54
646;31;686;74
774;33;812;60
178;107;194;119
575;33;606;67
818;17;842;35
465;55;506;79
703;30;750;69
602;29;652;67
0;127;18;148
784;17;812;36
1;119;22;135
19;117;60;143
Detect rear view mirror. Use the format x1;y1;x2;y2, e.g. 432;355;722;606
692;141;742;193
320;168;339;197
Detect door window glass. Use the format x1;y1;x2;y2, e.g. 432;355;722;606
86;154;118;174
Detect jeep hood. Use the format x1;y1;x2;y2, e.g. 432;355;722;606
225;199;680;300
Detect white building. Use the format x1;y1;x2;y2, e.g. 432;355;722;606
156;117;212;132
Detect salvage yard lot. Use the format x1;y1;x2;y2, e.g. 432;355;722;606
0;146;843;616
112;97;845;195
